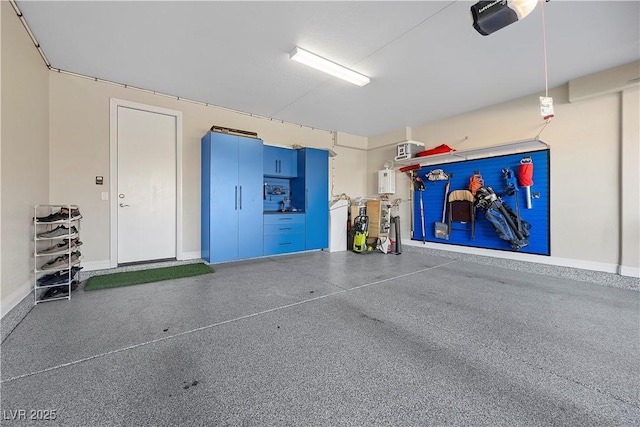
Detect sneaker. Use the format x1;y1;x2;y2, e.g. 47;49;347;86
37;274;70;287
36;207;82;223
70;251;82;264
38;238;82;255
40;286;69;300
60;207;82;221
35;211;67;223
62;265;83;278
37;266;83;285
64;237;83;248
40;251;81;271
36;225;78;239
39;242;67;255
40;255;69;271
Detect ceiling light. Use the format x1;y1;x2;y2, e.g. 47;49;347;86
471;0;538;36
290;47;370;87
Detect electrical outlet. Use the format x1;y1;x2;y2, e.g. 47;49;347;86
101;192;109;201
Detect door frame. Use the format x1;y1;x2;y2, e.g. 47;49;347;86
109;98;183;267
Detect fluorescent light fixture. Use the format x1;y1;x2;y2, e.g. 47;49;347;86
290;47;370;87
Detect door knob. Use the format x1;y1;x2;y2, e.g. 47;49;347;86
119;203;130;208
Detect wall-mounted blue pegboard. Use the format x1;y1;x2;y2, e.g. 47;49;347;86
411;150;550;255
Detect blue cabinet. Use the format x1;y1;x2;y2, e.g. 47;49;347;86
263;214;305;255
201;132;263;263
291;148;329;250
263;145;297;178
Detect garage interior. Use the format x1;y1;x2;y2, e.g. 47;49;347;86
1;1;639;425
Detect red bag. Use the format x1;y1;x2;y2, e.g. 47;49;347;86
415;144;455;157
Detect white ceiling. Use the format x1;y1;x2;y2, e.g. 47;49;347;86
16;1;640;137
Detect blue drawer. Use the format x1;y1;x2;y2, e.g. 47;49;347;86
264;223;305;235
264;233;305;255
264;213;305;225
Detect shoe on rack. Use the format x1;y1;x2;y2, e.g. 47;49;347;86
41;251;81;270
36;225;78;239
63;237;83;248
37;265;83;285
35;211;67;223
39;242;67;255
39;238;82;254
60;207;82;221
40;286;69;300
37;274;70;287
70;251;82;264
40;254;70;271
37;270;60;285
36;207;82;223
61;265;83;278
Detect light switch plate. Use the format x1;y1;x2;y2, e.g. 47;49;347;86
101;192;109;201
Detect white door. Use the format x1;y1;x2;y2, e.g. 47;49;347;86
117;106;177;264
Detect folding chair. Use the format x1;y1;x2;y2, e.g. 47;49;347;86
448;189;475;240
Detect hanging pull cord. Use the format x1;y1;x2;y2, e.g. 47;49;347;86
541;0;549;99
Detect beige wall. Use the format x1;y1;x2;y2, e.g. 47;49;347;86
48;72;365;268
1;1;50;316
621;86;640;275
333;132;368;200
370;75;639;273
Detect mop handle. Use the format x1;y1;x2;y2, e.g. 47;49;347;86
442;181;450;223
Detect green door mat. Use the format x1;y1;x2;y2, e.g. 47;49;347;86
85;263;214;291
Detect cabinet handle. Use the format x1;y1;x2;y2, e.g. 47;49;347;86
275;160;278;174
239;186;242;210
306;189;309;210
235;186;238;210
279;227;292;231
279;217;292;221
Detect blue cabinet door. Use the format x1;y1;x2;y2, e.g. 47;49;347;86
263;145;279;175
238;136;264;259
202;132;240;263
304;149;329;249
263;145;297;178
202;132;263;263
279;149;297;177
292;148;328;250
201;136;212;262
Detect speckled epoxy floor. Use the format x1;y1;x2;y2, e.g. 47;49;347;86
1;251;639;426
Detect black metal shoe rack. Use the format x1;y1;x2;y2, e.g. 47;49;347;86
33;204;82;304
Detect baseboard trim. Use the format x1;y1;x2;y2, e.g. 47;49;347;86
1;281;34;343
402;240;619;273
86;254;202;271
81;260;112;272
619;265;640;278
1;281;32;319
180;251;202;260
402;239;638;290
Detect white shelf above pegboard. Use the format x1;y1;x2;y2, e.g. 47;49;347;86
394;139;550;168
